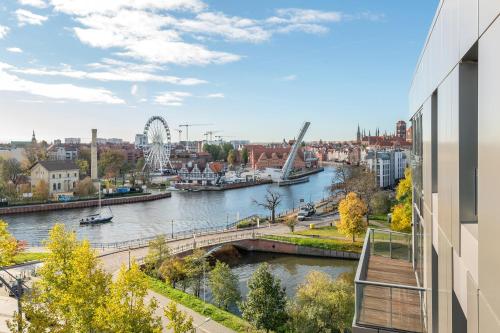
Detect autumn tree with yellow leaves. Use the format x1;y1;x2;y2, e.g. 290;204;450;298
391;168;412;232
338;192;368;242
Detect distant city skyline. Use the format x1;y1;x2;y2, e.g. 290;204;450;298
0;1;437;142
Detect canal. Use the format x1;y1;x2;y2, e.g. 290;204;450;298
4;166;336;244
205;251;357;316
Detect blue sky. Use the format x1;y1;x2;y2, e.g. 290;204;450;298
0;0;437;143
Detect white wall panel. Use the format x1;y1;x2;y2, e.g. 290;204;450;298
479;0;500;35
459;0;479;58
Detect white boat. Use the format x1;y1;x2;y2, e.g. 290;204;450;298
80;183;113;225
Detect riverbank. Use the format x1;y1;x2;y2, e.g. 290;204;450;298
0;192;171;215
289;166;325;179
174;179;272;191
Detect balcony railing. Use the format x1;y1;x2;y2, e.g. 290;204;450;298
353;228;425;333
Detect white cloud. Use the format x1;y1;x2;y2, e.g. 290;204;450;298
18;0;47;9
0;61;124;104
15;9;48;26
13;62;207;85
206;93;224;98
154;91;191;106
131;84;138;96
273;8;343;24
6;47;23;53
0;25;9;39
281;74;297;81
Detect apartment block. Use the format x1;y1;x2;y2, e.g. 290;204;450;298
353;1;500;332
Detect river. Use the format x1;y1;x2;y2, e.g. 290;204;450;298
206;251;357;315
4;166;336;244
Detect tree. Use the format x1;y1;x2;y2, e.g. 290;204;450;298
0;220;20;266
288;271;354;333
285;216;298;233
99;149;126;179
227;149;236;166
32;180;49;201
391;168;412;232
164;302;195;333
254;188;282;224
74;177;96;196
371;191;391;215
352;169;378;224
241;147;249;165
75;159;89;177
159;257;187;288
94;263;162;333
144;235;171;275
1;158;22;184
183;249;210;297
135;157;145;172
203;144;223;161
221;143;234;161
330;164;355;199
12;224;110;332
338;192;368;242
240;263;288;332
208;261;240;310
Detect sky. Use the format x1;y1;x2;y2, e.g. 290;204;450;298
0;0;438;143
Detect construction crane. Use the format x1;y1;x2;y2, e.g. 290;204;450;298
173;129;182;142
178;123;213;151
204;130;221;141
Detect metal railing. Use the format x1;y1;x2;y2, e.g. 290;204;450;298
29;215;266;250
354;228;425;333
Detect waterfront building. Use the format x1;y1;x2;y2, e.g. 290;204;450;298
64;138;81;145
177;162;222;185
245;144;307;170
353;1;500;332
363;148;407;188
30;160;79;196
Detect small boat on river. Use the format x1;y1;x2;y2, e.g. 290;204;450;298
80;183;113;225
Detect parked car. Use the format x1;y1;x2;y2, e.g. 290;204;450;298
297;203;316;221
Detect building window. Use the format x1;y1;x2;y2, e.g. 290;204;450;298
57;183;61;190
53;183;56;191
59;174;61;178
52;174;55;179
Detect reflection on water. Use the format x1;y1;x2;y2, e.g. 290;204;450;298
206;251;357;315
4;167;336;243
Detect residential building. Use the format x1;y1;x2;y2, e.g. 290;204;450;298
363;149;407;188
47;145;78;160
135;134;148;148
30;160;79;196
64;138;81;145
177;162;223;185
353;2;500;333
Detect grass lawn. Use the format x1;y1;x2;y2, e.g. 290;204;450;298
293;225;344;238
260;234;363;253
11;252;47;265
369;214;389;221
148;277;254;333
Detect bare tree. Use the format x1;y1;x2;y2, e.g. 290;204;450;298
330;164;355;199
1;158;22;184
254;188;282;224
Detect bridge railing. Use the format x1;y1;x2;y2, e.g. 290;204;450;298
28;215;266;250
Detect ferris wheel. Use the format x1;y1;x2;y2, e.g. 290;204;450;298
142;116;173;173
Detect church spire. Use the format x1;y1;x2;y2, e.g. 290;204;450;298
31;130;37;144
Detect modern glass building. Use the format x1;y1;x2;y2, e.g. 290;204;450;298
353;1;500;332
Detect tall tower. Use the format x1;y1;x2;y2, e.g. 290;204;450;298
356;124;361;142
31;130;37;144
91;129;98;181
396;120;407;140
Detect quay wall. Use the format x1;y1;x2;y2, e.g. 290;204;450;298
0;192;171;215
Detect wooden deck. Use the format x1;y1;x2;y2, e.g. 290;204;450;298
358;255;423;332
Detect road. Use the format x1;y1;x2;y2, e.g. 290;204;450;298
1;211;337;333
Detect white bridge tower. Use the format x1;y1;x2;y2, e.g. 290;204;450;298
281;121;310;181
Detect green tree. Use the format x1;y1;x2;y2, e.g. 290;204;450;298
288;271;354;333
159;257;187;288
94;263;162;333
144;235;171;275
240;263;288;332
241;147;249;164
184;249;210;297
0;220;20;266
208;261;241;310
371;191;391;215
221;143;234;161
164;301;195;333
284;216;298;232
75;159;89;177
99;149;126;179
338;192;368;242
203;144;223;161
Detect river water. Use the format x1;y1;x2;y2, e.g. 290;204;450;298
4;166;336;244
206;251;357;315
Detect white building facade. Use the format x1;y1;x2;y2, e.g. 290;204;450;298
31;160;80;196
